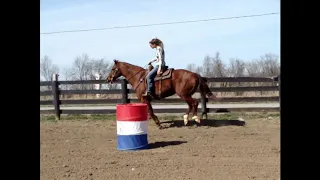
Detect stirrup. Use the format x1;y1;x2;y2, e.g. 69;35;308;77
142;92;149;96
143;91;156;99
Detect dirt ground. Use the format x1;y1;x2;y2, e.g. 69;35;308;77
40;116;280;180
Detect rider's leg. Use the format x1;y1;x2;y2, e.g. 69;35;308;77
144;65;159;95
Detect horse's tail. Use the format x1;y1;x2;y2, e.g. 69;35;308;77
198;75;215;99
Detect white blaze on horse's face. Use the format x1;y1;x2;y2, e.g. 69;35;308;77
106;66;118;83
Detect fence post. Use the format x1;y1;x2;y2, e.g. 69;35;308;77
52;74;61;120
200;94;208;119
120;79;129;104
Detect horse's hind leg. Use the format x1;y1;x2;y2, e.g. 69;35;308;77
190;98;200;124
180;96;194;125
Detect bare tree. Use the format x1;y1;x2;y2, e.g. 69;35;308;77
186;63;197;72
186;63;202;74
195;66;203;75
40;55;60;81
88;58;112;80
88;58;116;90
202;55;213;77
227;58;246;77
68;54;92;91
40;55;60;91
211;52;227;78
245;60;264;77
70;54;91;81
68;54;116;91
227;58;246;95
62;68;73;81
245;53;280;77
200;52;227;88
259;53;280;77
57;68;73;99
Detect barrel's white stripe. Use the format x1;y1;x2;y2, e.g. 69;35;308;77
117;121;148;136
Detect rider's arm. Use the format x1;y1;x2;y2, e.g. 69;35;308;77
149;57;157;63
156;47;163;73
149;46;163;66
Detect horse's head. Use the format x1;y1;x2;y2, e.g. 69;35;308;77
106;60;122;83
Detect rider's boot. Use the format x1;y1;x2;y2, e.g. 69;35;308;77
142;85;156;99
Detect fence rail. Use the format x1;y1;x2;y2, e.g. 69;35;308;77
40;74;280;120
39;77;275;86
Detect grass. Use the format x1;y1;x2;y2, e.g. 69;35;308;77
40;90;279;101
40;112;280;122
40;91;279;107
40;102;278;108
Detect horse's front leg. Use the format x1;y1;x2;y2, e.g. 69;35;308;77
141;97;162;129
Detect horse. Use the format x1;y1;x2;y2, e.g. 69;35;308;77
106;60;216;129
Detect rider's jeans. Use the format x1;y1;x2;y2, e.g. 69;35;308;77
146;65;159;92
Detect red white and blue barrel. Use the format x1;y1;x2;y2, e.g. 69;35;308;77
116;103;149;150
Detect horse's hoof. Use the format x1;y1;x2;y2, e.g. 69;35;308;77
192;116;201;124
158;125;163;129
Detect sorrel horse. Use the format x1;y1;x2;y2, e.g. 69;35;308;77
106;60;216;129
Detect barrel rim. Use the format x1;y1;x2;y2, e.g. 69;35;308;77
116;103;147;107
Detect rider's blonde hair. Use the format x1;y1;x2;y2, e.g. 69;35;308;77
149;38;164;48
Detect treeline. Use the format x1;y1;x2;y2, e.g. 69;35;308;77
40;52;280;91
185;52;280;78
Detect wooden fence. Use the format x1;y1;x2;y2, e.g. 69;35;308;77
40;74;280;119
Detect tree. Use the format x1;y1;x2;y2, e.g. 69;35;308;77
70;54;91;81
259;53;280;77
227;58;246;95
202;55;213;77
87;58;112;80
40;55;59;91
228;58;246;77
68;54;116;90
40;55;59;81
186;63;202;74
211;52;227;78
186;63;197;72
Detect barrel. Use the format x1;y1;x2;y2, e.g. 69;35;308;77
116;103;149;151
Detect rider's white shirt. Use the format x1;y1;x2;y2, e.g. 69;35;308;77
151;46;165;66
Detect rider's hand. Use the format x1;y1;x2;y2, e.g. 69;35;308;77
157;71;162;75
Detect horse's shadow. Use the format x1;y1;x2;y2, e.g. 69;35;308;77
161;119;246;128
148;140;187;149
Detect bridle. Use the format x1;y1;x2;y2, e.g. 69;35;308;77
109;67;119;82
109;63;149;90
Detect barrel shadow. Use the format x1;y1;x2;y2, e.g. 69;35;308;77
148;141;187;149
161;119;246;128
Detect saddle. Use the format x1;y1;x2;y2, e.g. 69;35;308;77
143;65;174;99
148;65;174;81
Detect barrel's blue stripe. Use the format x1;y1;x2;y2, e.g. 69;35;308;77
117;134;149;150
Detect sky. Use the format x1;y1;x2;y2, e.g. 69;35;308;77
40;0;280;70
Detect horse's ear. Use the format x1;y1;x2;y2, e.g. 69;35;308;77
113;59;118;64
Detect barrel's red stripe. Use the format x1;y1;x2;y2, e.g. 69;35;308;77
116;103;148;122
117;118;148;122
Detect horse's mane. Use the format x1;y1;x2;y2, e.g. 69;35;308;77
117;60;145;71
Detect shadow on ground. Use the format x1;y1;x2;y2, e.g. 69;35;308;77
148;141;187;149
161;119;246;128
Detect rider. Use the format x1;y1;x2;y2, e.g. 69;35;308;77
143;37;166;97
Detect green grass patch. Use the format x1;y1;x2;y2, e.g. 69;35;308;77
40;114;116;122
40;112;279;122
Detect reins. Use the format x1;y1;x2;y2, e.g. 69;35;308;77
112;63;150;91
